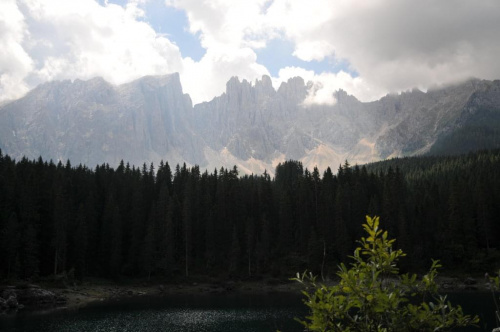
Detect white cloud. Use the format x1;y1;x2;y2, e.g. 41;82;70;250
164;0;276;104
166;0;273;49
182;46;269;104
292;41;334;62
0;0;273;105
265;0;500;96
0;0;34;100
264;0;335;50
2;0;500;105
275;66;385;105
167;0;500;103
29;0;183;82
0;0;184;102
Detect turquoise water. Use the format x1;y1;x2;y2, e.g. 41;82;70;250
0;292;497;331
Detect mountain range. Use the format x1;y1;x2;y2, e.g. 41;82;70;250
1;73;499;174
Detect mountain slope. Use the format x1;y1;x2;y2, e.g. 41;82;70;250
0;74;203;167
1;74;499;173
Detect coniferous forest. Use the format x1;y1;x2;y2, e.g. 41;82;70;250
1;149;500;282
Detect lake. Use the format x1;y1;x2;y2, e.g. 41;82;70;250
0;291;498;331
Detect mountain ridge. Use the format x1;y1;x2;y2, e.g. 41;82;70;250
1;74;499;174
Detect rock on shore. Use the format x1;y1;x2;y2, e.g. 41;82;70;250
0;285;66;312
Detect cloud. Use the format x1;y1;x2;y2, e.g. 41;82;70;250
0;0;34;100
292;41;334;62
30;0;184;82
181;46;269;104
166;0;274;49
2;0;500;105
0;0;184;102
0;0;273;105
165;0;276;103
275;66;385;105
168;0;500;103
265;0;500;94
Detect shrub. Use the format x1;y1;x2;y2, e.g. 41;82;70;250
294;216;479;332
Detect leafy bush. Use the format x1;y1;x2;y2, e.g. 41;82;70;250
294;216;479;332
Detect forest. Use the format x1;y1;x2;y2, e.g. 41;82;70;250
1;149;499;282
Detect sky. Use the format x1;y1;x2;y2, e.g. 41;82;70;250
1;0;500;105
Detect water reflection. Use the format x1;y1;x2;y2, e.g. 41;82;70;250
1;293;306;332
33;309;301;332
0;291;497;332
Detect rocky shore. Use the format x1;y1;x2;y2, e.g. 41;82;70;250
0;278;304;314
0;284;67;312
0;275;496;314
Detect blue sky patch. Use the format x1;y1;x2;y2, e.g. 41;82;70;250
255;38;357;77
143;1;206;61
98;0;205;61
96;0;356;77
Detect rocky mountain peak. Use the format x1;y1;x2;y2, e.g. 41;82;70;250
225;76;254;107
277;77;307;104
1;75;499;174
333;89;360;106
125;73;185;96
256;75;273;89
136;73;182;89
254;75;276;100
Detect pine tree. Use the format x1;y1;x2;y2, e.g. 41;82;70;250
52;186;69;275
255;214;271;274
3;212;21;278
229;225;241;276
74;203;88;279
109;205;123;277
182;176;194;277
21;223;39;278
155;184;174;276
245;217;256;277
143;208;155;280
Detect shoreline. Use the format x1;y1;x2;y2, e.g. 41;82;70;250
46;279;307;310
1;275;496;313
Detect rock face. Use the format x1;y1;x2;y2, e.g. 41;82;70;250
0;74;201;168
1;74;499;173
195;76;500;172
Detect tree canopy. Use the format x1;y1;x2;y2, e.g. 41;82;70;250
0;149;499;280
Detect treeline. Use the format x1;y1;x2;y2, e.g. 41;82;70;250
1;149;499;281
428;107;500;156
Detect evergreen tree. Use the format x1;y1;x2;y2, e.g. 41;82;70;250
109;204;123;277
73;203;88;279
21;223;39;278
245;217;256;277
52;186;69;275
142;206;155;280
0;150;499;280
3;212;21;278
229;225;241;276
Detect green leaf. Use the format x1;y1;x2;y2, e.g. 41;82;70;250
292;215;479;332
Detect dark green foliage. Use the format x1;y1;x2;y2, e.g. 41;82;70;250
2;212;21;278
0;150;499;280
294;216;479;332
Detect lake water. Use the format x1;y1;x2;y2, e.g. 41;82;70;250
0;291;498;331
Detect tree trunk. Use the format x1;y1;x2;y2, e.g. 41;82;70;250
185;229;189;277
54;249;58;276
321;241;326;281
248;254;251;278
